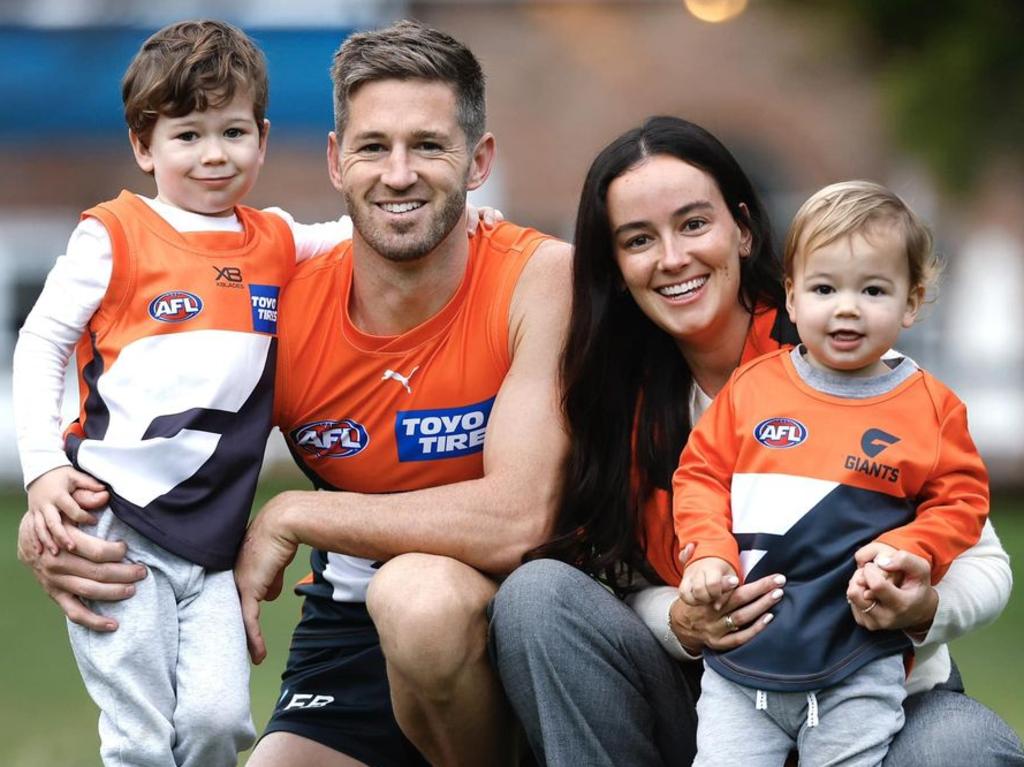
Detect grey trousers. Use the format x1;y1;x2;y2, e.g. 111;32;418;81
695;659;905;766
489;559;1024;767
67;509;254;767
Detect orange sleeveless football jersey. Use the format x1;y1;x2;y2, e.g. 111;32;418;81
65;191;295;568
275;222;552;601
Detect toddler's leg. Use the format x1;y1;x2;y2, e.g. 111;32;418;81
67;511;179;766
694;665;793;767
797;655;906;767
172;567;255;767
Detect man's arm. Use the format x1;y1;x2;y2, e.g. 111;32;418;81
236;239;571;656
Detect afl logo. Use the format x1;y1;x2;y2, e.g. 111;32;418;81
754;417;808;449
149;291;204;323
291;419;369;459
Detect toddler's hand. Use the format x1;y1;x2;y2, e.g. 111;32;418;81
854;541;902;587
27;466;103;555
679;557;738;608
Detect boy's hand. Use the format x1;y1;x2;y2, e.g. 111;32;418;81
465;204;504;235
847;546;936;632
679;556;739;608
27;466;105;555
848;541;901;623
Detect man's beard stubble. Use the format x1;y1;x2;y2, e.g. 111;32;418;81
345;188;468;264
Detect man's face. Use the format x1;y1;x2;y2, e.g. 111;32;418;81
331;79;482;262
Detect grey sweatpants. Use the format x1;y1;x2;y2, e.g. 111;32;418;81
67;509;254;767
694;656;907;767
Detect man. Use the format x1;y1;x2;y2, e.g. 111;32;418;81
18;20;570;767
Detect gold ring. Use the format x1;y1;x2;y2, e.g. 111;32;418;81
723;613;738;632
860;601;878;614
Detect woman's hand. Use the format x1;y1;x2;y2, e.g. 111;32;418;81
668;544;785;653
847;547;938;637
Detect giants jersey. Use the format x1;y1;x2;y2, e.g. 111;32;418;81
65;191;295;569
275;222;552;603
643;307;800;584
674;349;988;691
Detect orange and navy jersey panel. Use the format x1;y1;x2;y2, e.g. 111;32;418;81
64;191;295;569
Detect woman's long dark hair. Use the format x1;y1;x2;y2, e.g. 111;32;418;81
529;116;785;588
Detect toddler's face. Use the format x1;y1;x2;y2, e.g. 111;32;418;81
785;224;923;377
130;90;267;217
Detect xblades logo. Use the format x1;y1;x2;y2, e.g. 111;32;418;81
213;265;244;288
861;428;900;458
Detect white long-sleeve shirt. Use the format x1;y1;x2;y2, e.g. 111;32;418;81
13;194;351;487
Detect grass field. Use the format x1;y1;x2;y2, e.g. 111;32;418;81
2;482;1022;766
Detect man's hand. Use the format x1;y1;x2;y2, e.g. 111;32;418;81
235;492;302;664
679;556;738;608
17;510;146;631
27;466;104;555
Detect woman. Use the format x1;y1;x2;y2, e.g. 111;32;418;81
489;116;1021;766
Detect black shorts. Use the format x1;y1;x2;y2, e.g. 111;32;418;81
261;597;429;767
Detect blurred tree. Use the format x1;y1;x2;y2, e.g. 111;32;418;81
775;0;1024;193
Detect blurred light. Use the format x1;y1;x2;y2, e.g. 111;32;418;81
683;0;748;23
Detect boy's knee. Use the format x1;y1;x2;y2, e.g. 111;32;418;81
174;694;254;755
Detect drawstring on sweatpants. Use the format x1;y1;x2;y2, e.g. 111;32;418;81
806;691;819;728
752;689;819;728
755;689;768;710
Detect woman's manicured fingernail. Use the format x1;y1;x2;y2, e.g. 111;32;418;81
763;614;774;625
773;575;786;586
771;589;784;600
876;556;892;567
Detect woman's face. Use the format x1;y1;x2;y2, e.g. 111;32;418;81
607;155;751;351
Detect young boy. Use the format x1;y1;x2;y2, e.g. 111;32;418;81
11;20;355;767
673;181;989;766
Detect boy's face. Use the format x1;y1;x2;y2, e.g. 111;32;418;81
130;91;268;217
785;224;924;377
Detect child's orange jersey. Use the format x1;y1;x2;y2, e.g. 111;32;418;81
673;349;988;691
274;222;552;602
642;307;799;584
65;191;295;569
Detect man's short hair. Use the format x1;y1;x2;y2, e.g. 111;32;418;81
331;19;486;145
123;19;268;147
